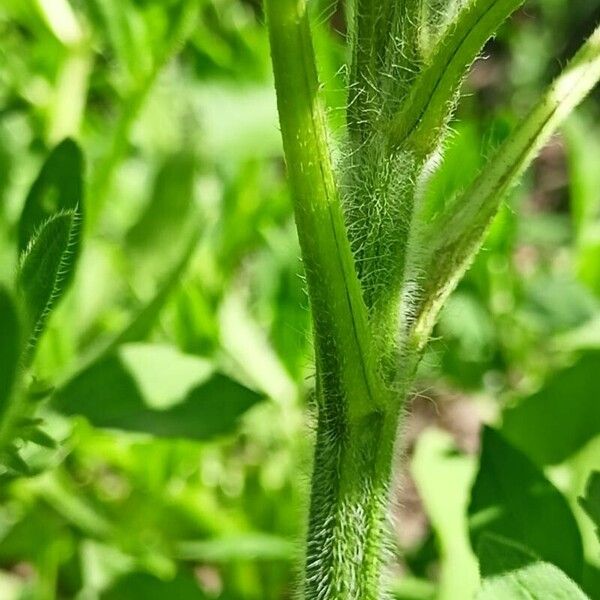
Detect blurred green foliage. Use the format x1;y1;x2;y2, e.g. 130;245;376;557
0;0;599;598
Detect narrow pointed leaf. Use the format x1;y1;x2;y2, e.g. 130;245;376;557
415;24;600;341
17;210;81;359
389;0;524;152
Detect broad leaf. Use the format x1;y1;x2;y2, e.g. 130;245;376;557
579;471;600;545
52;343;262;440
502;352;600;465
101;571;206;600
0;287;20;418
17;211;81;358
476;533;589;600
469;427;583;582
18;138;84;253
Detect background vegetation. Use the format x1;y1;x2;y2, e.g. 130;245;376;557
0;0;599;598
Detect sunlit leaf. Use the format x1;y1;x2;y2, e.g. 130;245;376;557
411;428;479;600
476;533;589;600
579;471;600;546
52;343;263;440
502;352;600;465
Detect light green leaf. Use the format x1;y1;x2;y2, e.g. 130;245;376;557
0;288;20;418
414;23;600;342
502;352;600;465
52;343;263;440
17;210;81;360
477;533;589;600
176;533;294;562
469;428;584;581
411;428;479;600
125;152;196;277
579;471;600;545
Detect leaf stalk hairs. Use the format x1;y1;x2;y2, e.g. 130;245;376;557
265;0;600;598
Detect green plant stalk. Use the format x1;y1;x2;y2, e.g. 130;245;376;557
265;0;403;596
266;0;600;597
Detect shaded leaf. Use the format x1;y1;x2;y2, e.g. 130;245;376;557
579;471;600;545
17;210;81;358
476;533;589;599
52;343;262;440
502;352;600;465
18;138;84;253
100;571;206;600
469;427;583;582
0;287;20;417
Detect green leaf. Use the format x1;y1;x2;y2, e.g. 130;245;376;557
469;427;584;582
100;571;206;600
175;533;294;562
0;288;21;418
18;138;84;253
476;533;590;600
411;429;479;600
414;24;600;342
579;472;600;545
52;343;262;440
17;210;81;359
502;352;600;465
389;0;524;152
125;152;197;277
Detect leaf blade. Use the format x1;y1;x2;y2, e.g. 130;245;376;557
476;533;590;600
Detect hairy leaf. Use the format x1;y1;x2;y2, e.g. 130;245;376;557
476;533;589;600
414;23;600;342
17;211;81;359
389;0;524;153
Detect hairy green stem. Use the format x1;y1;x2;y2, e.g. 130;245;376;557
265;0;401;596
304;402;400;599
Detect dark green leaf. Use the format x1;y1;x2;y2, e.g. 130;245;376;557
476;533;589;600
0;287;20;418
502;352;600;465
52;343;262;440
100;571;206;600
469;427;583;582
17;210;81;357
18;138;84;253
579;471;600;545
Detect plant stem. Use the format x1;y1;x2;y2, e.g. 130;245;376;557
264;0;383;422
304;400;401;599
264;0;403;596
